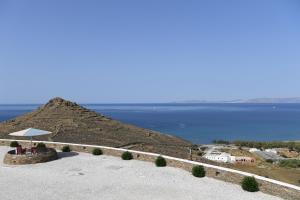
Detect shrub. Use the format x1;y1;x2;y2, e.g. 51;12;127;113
241;176;259;192
62;145;71;152
212;139;230;145
192;165;206;178
121;151;133;160
36;142;47;152
191;144;199;150
36;142;46;149
200;147;207;151
10;141;19;147
92;148;103;156
233;140;300;150
279;159;300;168
265;159;273;164
155;156;167;167
197;151;204;156
281;154;288;158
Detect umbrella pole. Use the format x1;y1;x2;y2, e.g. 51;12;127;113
31;136;32;154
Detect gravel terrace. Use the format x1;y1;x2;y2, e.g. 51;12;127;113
0;146;281;200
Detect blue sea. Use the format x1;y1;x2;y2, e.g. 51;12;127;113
0;103;300;144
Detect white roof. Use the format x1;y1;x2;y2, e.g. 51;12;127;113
9;128;51;137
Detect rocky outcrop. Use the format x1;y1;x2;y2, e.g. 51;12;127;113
0;97;192;158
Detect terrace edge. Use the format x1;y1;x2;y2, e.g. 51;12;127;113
0;139;299;200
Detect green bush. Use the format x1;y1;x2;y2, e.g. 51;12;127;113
121;151;133;160
62;145;71;152
241;176;259;192
279;159;300;168
192;165;206;178
36;142;46;149
92;148;103;156
233;140;300;150
212;139;230;145
10;141;19;147
155;156;167;167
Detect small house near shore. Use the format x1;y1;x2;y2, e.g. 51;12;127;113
204;151;255;165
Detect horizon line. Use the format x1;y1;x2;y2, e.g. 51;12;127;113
1;97;300;105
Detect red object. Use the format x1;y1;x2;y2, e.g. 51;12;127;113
22;148;26;154
31;147;37;154
16;146;22;154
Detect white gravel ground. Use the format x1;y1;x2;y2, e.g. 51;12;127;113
0;146;281;200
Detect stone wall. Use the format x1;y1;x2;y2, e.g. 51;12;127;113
3;148;58;165
1;139;299;200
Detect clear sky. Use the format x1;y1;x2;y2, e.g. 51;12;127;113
1;0;300;103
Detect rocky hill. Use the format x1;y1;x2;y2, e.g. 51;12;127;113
0;98;191;158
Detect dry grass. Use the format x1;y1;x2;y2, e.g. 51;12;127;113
232;164;300;186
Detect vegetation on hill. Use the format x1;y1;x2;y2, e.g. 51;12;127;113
212;140;230;145
279;160;300;168
233;140;300;151
0;97;191;159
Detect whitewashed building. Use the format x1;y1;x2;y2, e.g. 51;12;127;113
204;152;232;163
249;148;260;152
205;151;255;165
265;149;277;154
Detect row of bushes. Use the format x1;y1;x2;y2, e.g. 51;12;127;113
233;140;300;152
61;145;104;154
9;141;259;192
92;149;259;192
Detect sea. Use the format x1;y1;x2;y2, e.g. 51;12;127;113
0;103;300;144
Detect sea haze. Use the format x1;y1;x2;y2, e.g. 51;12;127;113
0;103;300;144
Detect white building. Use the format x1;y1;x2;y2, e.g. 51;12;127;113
265;149;277;154
249;148;260;153
204;151;255;165
204;152;232;163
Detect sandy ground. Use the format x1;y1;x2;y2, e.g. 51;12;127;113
0;147;281;200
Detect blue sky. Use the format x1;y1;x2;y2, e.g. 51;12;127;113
0;0;300;103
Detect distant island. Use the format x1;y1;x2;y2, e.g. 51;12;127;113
174;97;300;104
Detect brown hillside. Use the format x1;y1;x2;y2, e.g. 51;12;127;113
0;98;192;158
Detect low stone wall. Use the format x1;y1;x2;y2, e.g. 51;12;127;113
3;148;58;165
1;139;299;200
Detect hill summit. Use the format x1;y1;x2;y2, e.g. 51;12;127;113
0;97;191;158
